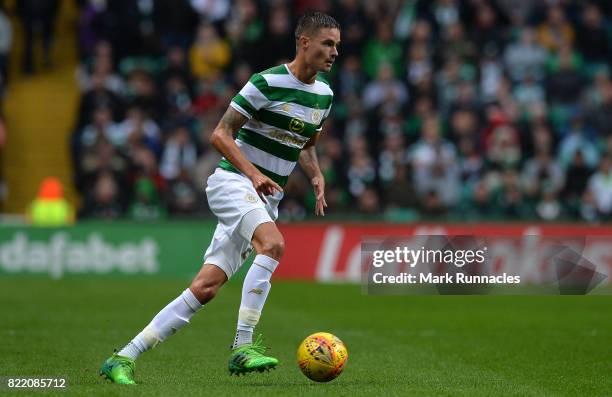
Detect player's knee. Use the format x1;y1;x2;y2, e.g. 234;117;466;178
190;278;221;304
259;237;285;259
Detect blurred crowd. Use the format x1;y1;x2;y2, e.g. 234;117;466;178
66;0;612;222
0;2;8;208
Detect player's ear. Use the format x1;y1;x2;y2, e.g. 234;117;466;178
298;35;310;50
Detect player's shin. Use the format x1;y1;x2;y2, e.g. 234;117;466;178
233;254;279;348
118;288;202;360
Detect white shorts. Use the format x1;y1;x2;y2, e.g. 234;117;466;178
203;168;283;278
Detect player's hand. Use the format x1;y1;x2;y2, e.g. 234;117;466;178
250;172;283;203
312;175;327;216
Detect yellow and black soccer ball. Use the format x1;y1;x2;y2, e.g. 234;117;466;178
296;332;348;382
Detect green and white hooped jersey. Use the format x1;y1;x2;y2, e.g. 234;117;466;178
219;64;333;187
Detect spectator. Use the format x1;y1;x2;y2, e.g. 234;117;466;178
128;178;167;221
80;106;123;149
537;5;574;52
336;55;366;99
561;151;593;214
485;124;521;170
159;46;192;89
479;46;503;103
160;125;197;181
378;131;406;184
346;152;376;199
382;163;418;209
576;4;609;65
362;62;408;110
546;43;584;106
358;187;381;215
107;1;160;58
513;74;546;111
522;151;565;200
17;0;59;74
77;135;129;194
79;171;124;219
468;3;504;55
457;137;484;186
75;62;125;131
461;179;498;220
558;117;599;168
362;19;403;79
583;68;610;108
77;41;123;93
166;171;200;216
587;80;612;137
585;155;612;219
431;0;460;32
123;69;162;117
259;5;294;66
130;145;166;195
189;23;230;80
334;0;369;57
117;105;162;153
437;22;476;66
190;0;231;24
0;3;11;95
77;0;114;59
493;169;531;218
225;0;264;70
154;0;199;49
504;28;548;83
409;116;459;208
406;43;432;88
161;75;193;125
436;54;475;115
536;187;563;220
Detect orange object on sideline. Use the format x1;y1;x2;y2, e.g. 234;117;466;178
38;177;64;199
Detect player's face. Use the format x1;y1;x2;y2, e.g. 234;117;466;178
304;28;340;73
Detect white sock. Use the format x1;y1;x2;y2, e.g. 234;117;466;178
232;255;278;348
118;288;202;360
233;329;253;348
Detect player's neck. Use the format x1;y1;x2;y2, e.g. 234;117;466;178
287;59;317;85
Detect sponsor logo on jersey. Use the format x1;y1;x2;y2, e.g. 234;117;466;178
289;118;305;133
269;129;306;147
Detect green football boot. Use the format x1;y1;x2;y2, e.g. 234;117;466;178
99;353;136;385
228;334;279;375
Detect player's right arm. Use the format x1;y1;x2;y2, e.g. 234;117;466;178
209;106;282;201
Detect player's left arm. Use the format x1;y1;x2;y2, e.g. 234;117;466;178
299;132;327;216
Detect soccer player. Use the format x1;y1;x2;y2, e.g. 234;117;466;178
100;11;340;384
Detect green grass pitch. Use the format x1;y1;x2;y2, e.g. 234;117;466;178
0;277;610;396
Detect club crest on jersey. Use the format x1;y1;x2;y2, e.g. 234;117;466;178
289;118;305;133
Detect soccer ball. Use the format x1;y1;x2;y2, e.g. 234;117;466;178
296;332;348;382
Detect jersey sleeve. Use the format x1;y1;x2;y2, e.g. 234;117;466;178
230;74;271;119
316;102;333;132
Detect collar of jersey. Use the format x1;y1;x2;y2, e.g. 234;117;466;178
283;64;316;87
